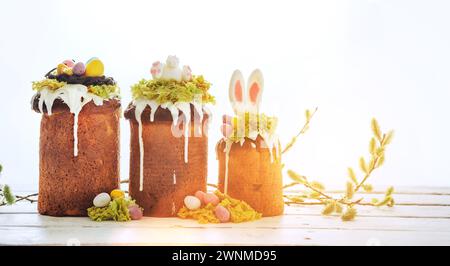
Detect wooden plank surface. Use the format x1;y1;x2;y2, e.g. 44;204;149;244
0;187;449;246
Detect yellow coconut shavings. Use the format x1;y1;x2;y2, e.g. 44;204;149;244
177;190;262;224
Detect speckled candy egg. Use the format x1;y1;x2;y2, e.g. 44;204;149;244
203;193;220;206
93;192;111;208
128;205;143;220
184;195;201;210
72;62;86;76
215;205;230;223
85;57;104;77
63;59;75;67
194;191;206;203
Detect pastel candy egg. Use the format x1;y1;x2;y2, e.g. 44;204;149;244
214;205;230;223
203;193;220;206
85;57;104;77
184;195;201;210
93;192;111;208
194;191;206;203
128;205;143;220
110;189;125;199
63;59;75;67
57;63;69;75
72;62;86;76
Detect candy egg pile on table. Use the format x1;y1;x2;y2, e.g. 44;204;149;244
88;190;143;222
178;190;262;224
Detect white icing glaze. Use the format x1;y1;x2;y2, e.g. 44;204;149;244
37;85;106;157
223;140;233;195
132;97;211;192
173;170;177;185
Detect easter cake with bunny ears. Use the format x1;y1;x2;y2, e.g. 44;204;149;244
216;69;284;217
124;56;215;217
31;58;121;217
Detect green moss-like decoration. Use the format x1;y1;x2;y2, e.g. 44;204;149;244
228;112;278;142
131;75;215;104
87;197;136;222
88;84;120;99
32;79;120;99
32;79;66;91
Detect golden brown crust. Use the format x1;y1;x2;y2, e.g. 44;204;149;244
217;137;284;217
38;102;120;216
128;115;209;217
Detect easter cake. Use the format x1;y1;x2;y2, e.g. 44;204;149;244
31;58;121;216
124;56;215;217
216;69;284;216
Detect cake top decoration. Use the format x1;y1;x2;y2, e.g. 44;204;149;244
131;55;215;104
32;57;120;99
222;69;277;143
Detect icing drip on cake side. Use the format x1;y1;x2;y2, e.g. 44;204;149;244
133;98;210;192
37;84;105;157
222;135;281;195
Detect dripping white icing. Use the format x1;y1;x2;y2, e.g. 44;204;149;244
222;133;280;194
132;97;210;192
173;170;177;185
175;102;191;164
223;140;233;195
37;85;105;157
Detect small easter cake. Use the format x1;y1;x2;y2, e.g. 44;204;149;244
216;69;284;216
124;56;215;217
31;58;121;216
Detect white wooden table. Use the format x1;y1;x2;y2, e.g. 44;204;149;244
1;187;450;246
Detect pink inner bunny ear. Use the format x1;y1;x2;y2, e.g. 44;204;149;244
249;82;260;104
229;70;246;113
247;69;264;111
235;80;243;102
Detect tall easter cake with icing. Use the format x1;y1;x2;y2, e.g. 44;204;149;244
124;56;214;217
31;58;121;216
216;69;284;216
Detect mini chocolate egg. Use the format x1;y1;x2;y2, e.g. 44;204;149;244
128;205;143;220
57;63;68;75
203;193;220;206
215;205;230;223
72;62;86;76
194;191;206;203
93;192;111;208
63;59;75;67
85;57;104;77
184;195;201;210
110;189;125;199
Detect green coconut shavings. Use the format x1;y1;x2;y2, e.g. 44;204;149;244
32;79;66;91
131;75;215;104
87;197;136;222
32;79;120;99
228;112;278;142
88;84;120;99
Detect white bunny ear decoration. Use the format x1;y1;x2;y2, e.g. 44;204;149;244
229;70;246;114
247;69;264;113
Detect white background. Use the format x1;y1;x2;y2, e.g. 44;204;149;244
0;0;449;191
